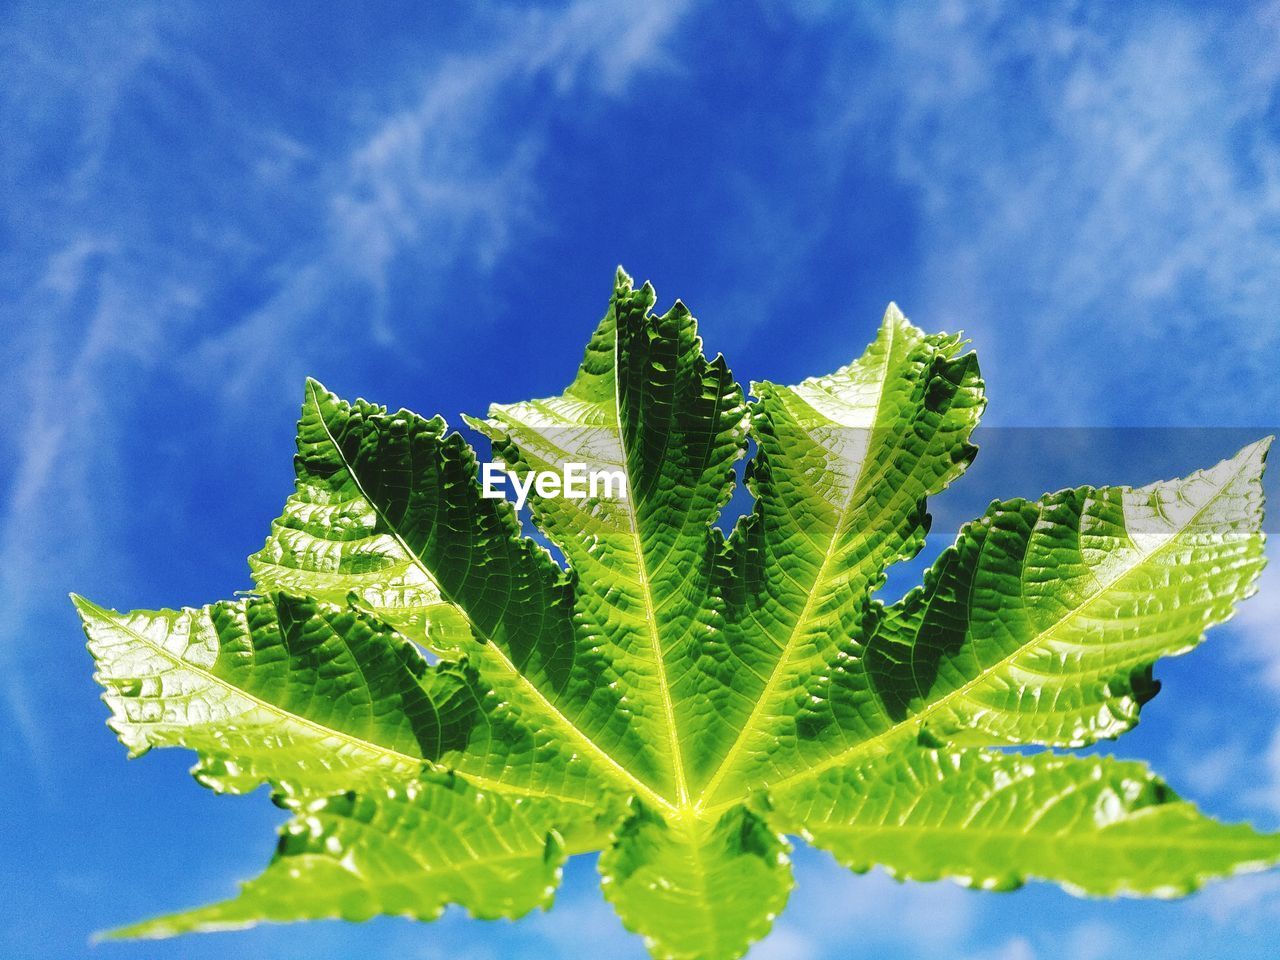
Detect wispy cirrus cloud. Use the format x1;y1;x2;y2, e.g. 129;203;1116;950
0;0;694;774
1210;554;1280;819
751;850;979;960
185;0;692;400
869;2;1280;425
752;0;1280;425
1235;557;1280;691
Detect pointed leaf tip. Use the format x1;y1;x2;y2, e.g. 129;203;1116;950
70;593;108;622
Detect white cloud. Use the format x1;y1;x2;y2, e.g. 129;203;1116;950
790;1;1280;425
962;937;1037;960
189;0;692;398
1059;921;1122;960
1225;547;1280;817
1167;729;1252;800
749;925;820;960
1234;557;1280;692
0;0;694;773
1193;870;1280;930
1243;727;1280;817
519;859;647;960
956;919;1119;960
752;851;979;959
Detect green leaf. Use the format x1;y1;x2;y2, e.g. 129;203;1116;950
861;438;1270;752
248;376;668;808
600;804;792;960
75;592;606;811
698;305;985;803
78;269;1280;959
469;269;750;800
770;748;1280;896
249;390;475;654
76;592;438;797
107;772;579;938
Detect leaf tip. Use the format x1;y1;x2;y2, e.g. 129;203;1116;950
70;592;109;623
91;923;151;943
302;376;334;407
90;923;154;945
459;412;491;434
1253;433;1274;463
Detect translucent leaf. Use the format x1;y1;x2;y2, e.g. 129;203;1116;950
77;270;1280;959
108;773;581;938
76;592;607;811
771;749;1280;896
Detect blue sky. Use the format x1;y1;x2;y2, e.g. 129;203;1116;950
4;1;1280;958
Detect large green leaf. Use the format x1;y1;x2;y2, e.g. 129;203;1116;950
599;803;792;960
75;592;606;811
108;772;580;938
469;270;750;803
865;439;1269;749
770;748;1280;896
698;305;985;803
78;269;1280;959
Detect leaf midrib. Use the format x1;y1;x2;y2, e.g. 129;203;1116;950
695;321;900;807
612;326;691;807
812;820;1275;850
87;599;425;773
87;596;592;807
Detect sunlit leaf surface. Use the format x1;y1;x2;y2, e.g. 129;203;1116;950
78;269;1280;959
